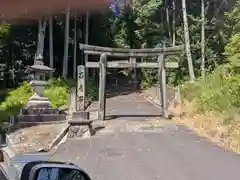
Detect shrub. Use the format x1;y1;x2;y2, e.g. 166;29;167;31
48;77;76;89
182;32;240;114
48;77;99;102
0;78;69;122
87;77;98;102
45;78;71;108
181;65;240;115
0;24;9;38
224;33;240;72
180;80;202;101
44;86;68;108
0;82;33;120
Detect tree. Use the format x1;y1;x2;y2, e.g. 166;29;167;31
182;0;195;81
49;16;54;73
0;0;238;88
165;0;171;42
85;11;89;81
172;0;176;46
201;0;205;77
62;7;70;78
35;19;47;62
73;13;77;79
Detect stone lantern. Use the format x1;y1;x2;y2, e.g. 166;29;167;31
16;56;66;126
25;57;54;109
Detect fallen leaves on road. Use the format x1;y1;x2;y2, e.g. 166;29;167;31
142;86;240;153
173;101;240;153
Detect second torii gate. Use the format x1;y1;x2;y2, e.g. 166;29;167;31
78;44;184;120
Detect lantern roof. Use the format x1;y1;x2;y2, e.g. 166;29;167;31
27;60;54;73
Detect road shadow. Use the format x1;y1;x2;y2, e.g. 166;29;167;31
105;70;142;99
106;85;142;99
105;114;162;120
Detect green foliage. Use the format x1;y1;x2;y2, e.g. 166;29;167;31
225;33;240;57
180;80;202;102
49;77;99;102
181;65;240;114
45;84;69;108
181;2;240;117
113;21;131;48
45;78;75;108
48;77;76;89
224;33;240;70
110;0;163;49
0;24;9;38
224;1;240;36
0;78;71;121
141;66;158;88
109;0;238;87
87;77;99;102
0;0;238;91
0;82;33;120
110;0;164;88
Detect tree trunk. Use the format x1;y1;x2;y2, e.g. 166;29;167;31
165;0;171;42
182;0;195;81
62;7;70;78
85;11;89;81
35;18;47;62
49;16;54;75
172;0;176;46
73;14;77;79
201;0;205;77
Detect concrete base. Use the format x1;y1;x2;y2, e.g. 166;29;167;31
15;114;67;129
68;111;93;139
72;111;90;121
25;93;52;109
17;114;66;122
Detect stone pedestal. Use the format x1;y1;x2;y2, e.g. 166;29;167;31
72;111;90;121
25;80;52;109
68;111;93;138
25;93;52;109
68;125;91;138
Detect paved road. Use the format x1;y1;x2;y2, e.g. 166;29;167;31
51;123;240;180
50;92;240;180
88;90;162;121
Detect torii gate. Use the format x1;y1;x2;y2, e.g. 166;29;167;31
76;44;183;120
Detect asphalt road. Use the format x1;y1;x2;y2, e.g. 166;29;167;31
50;92;240;180
51;127;240;180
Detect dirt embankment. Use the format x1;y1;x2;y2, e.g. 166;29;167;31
172;102;240;153
142;86;240;153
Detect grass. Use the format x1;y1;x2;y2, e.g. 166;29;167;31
175;65;240;153
173;103;240;153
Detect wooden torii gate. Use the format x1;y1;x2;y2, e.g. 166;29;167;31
78;43;183;120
